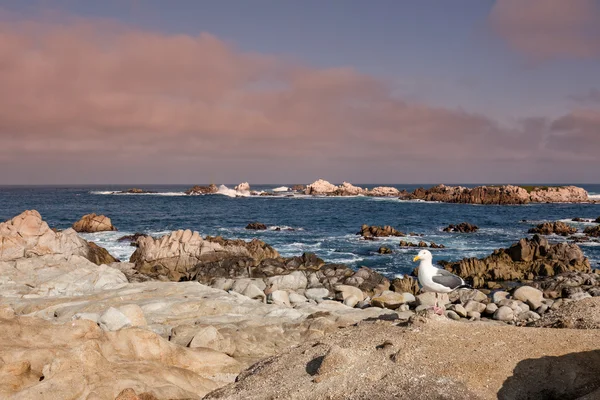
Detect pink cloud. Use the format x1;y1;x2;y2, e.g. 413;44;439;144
489;0;600;61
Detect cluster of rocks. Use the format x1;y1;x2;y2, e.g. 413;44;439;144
439;234;590;288
528;221;577;236
117;232;149;247
583;225;600;237
442;222;479;233
185;184;219;195
402;184;589;204
357;224;405;239
303;179;401;197
399;240;445;249
118;188;157;194
72;213;117;233
245;222;267;230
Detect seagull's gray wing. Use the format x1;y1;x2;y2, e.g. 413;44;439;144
431;268;465;290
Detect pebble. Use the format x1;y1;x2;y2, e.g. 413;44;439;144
492;291;510;304
485;303;498;315
445;310;461;321
493;306;514;322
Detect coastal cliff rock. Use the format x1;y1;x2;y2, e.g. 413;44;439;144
72;213;117;233
357;224;405;238
130;230;279;281
185;184;218;195
528;221;577;236
335;182;365;196
304;179;338;195
367;186;400;197
443;222;479;233
0;210;117;265
440;235;590;288
119;188;156;194
408;184;589;204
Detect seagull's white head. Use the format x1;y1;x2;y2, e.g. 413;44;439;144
413;249;433;263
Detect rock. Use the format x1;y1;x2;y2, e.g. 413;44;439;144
0;210;116;266
130;230;279;281
583;225;600;237
407;184;588;205
117;233;148;246
305;288;330;302
518;311;541;322
73;312;100;323
334;285;364;303
443;223;479;233
88;241;119;264
493;306;514;322
266;271;308;292
366;187;400;197
118;304;147;327
445;310;461;320
245;222;267;230
268;290;291;306
416;292;450;307
288;292;308;304
467;311;481;320
464;300;486;314
570;292;592;301
449;304;467;318
189;326;235;355
99;307;132;331
343;295;359;308
452;288;488;305
391;276;420;295
115;388;160;400
343;267;390;296
377;246;392;254
291;184;305;192
429;242;445;249
513;286;544;310
315;345;352;378
304;179;338;195
485;303;498;315
239;283;266;302
528;221;577;236
371;291;415;309
493;291;510;304
439;235;591;288
335;182;366;196
357;224;405;238
72;213;117;232
533;297;600;329
185;184;218;195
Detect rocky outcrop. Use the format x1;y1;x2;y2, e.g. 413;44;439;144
443;222;479;233
440;235;591;288
304;179;338;195
245;222;267;230
584;225;600;237
117;233;149;247
528;221;577;236
334;182;365;196
185;184;218;195
119;188;156;194
72;213;117;233
407;184;589;204
399;240;445;249
391;275;420;295
366;186;400;197
357;224;405;238
0;210;117;266
130;230;279;281
234;182;250;193
291;184;305;192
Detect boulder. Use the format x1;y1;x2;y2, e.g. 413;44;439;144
185;184;219;195
72;213;117;232
584;225;600;237
357;225;405;238
416;292;450;307
335;182;366;196
305;288;330;302
440;235;590;288
245;222;267;230
189;326;236;355
391;276;420;295
513;286;544;310
493;306;514;322
378;246;392;254
528;221;577;236
371;291;415;309
119;188;156;194
268;290;291;307
88;242;119;264
334;285;364;303
367;186;400;197
99;307;132;331
266;271;308;292
304;179;337;195
443;223;479;233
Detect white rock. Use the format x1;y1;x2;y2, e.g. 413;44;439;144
288;292;308;304
493;306;514;322
99;307;132;331
305;287;330;301
334;285;364;302
343;295;360;308
304;179;338;195
72;312;100;323
513;286;544;310
268;290;291;307
234;182;251;193
266;271;307;291
485;303;498;315
416;292;450;307
189;326;235;355
237;283;266;302
118;304;147;327
493;291;510;304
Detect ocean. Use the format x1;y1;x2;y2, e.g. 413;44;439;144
2;184;600;276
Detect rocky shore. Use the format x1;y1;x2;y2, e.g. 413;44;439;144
2;210;600;399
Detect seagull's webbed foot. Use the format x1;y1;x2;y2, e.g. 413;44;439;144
432;306;445;316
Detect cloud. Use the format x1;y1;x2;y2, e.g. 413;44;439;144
0;12;596;184
569;88;600;104
489;0;600;61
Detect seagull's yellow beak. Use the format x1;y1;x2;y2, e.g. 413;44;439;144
413;255;420;262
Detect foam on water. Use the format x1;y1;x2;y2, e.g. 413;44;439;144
215;185;251;198
272;186;289;192
90;191;186;196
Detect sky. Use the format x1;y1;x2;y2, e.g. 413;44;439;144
0;0;599;184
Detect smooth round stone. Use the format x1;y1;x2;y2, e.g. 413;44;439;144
445;310;461;321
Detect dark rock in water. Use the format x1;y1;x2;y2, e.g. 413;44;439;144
246;222;267;230
528;221;577;236
184;184;218;195
87;242;119;264
443;222;479;233
391;275;420;295
378;247;392;254
291;184;305;191
595;216;600;223
357;224;405;238
409;232;423;237
584;225;600;237
417;241;428;248
439;235;591;288
119;188;156;194
429;242;445;249
572;217;585;222
117;233;148;247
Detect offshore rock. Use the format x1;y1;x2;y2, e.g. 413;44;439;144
528;221;577;236
72;213;117;233
185;184;219;195
357;224;405;238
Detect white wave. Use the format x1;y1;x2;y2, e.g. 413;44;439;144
588;194;600;200
559;218;596;225
272;186;289;192
215;185;251;198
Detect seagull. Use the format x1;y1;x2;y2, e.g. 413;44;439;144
413;249;468;315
